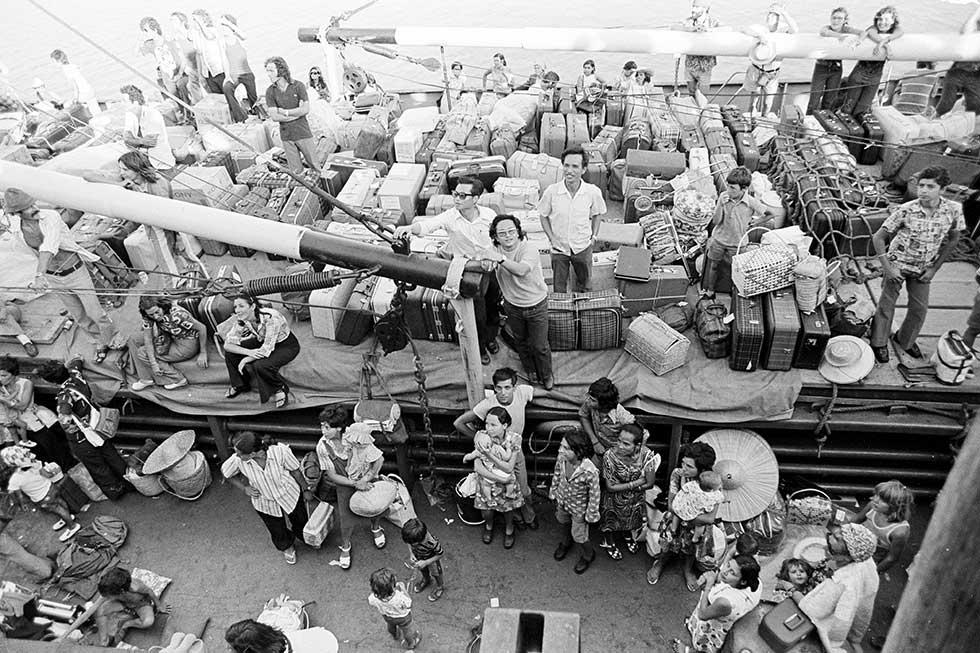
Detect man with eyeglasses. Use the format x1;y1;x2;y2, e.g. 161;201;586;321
394;178;501;364
538;146;607;293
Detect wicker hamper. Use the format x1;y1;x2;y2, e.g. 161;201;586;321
625;313;690;375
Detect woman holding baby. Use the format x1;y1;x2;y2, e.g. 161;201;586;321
464;406;524;550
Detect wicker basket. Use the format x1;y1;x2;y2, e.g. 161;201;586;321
794;256;839;314
625;313;690;375
732;227;797;297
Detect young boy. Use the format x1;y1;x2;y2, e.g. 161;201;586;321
400;518;446;602
1;445;80;541
368;568;422;650
701;166;779;296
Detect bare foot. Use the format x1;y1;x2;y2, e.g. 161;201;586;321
683;566;699;592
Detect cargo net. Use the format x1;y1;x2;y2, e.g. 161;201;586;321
766;132;892;275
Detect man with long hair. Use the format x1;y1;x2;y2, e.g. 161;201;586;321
264;56;320;173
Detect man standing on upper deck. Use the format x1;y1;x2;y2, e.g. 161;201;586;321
936;4;980;117
676;0;728;98
264;56;320;175
870;166;964;364
538;146;607;293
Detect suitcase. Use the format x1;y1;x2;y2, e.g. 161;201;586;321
793;305;831;370
720;105;750;133
813;109;849;141
424;194;456;216
445;112;478;146
620;118;652;156
448;155;507;192
565;113;590;149
759;598;816;652
547;289;623;351
730;292;765;372
418;159;450;207
464;120;492;154
518;129;539;154
608;158;627;201
624;181;674;223
495;177;541;211
679;125;706;153
703;126;736;159
70;213;139;266
280;187;322;226
537;90;557;120
197;149;235;179
490;127;519;159
583;160;609;196
199;265;241;338
648;108;681;148
625;150;686;180
540;113;567;158
595;222;644;251
266;187;292;216
732;132;760;171
332;168;382;222
26;119;75;152
883;140;980;188
606;94;626;127
761;288;802;371
946;135;980;159
326;154;389;187
617;264;690;317
335;276;377;346
506;151;563;192
596;125;624;149
394;128;424;164
857;111;885;165
403;287;458;342
834;110;865;159
85;240;138;300
415;121;447;166
476;192;505;214
310;280;354;340
378;162;427;219
433;134;485;163
584;137;617;167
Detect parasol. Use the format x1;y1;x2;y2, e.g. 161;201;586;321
695;428;779;522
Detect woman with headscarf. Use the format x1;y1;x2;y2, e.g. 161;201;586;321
672;554;762;653
647;441;718;590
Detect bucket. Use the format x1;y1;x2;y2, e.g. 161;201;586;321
455;477;485;526
124;468;165;497
159;450;212;500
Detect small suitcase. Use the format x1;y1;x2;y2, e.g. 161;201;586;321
794;305;831;370
585;137;617;167
679;125;706;153
326;154;389;186
540;113;567;158
490;127;519;159
280;187;322;226
415;121;447;166
464;120;492;154
518;129;540;154
433;134;485;163
584;160;609;196
813;109;849;141
352;116;387;159
448;155;507;192
608;158;627;201
720;105;750;133
625;150;686;180
404;287;458;342
335;276;378;346
730;292;765;372
648;108;681;148
761;288;802;371
857;111;884;165
418;160;450;214
759;598;816;652
834;110;865;160
732;132;761;171
495;177;540;211
565;113;590;149
379;162;427;219
595;222;644;251
310;281;354;340
620;118;652;156
596;125;624;149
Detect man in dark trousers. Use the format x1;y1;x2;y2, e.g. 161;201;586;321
263;56;320;174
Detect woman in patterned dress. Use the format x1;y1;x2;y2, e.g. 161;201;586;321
598;423;660;560
672;554;761;653
471;407;524;549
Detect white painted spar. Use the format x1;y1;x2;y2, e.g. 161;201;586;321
386;27;980;62
0;161;305;260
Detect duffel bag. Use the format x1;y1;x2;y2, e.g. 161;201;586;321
695;298;731;359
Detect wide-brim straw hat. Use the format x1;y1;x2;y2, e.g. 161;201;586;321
694;428;779;522
819;336;874;385
142;429;196;474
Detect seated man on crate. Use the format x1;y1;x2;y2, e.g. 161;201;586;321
700;167;779;297
394;177;501;365
869;166;964;364
538;146;608;293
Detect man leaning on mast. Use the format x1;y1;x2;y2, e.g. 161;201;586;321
936;3;980;116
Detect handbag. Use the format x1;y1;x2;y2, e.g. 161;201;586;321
66;388;120;440
458;472;479;498
732;226;798;297
786;488;833;526
355;353;408;445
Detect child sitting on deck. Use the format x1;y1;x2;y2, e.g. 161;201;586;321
773;557;818;602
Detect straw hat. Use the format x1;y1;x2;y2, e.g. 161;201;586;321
695;428;779;522
349;478;399;518
819;336;874;385
142;429;196;474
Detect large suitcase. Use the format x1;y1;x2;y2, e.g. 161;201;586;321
759;598;816;652
720;105;750;133
730;292;765;372
506;151;563;192
490;127;519;159
857;111;884;165
606;94;626;127
648;108;681;148
444;111;478;146
608;158;627;201
620;118;652;155
495;177;540;211
378;162;427;219
547;289;623;351
732;132;761;171
280;187;322;226
565;113;590;149
625;150;686;180
834;110;865;160
424;194;456;216
326;154;388;187
403;287;458;342
761;288;802;372
70;213;139;266
617;264;689;317
448;155;507;192
335;277;378;346
584;137;617;167
418;160;450;214
415;120;447;167
583;160;609;196
464;120;492;154
310;280;353;340
794;305;831;370
332;168;382;222
540;113;567;158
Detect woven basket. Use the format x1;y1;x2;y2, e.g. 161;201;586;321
732;227;797;297
625;313;690;375
794;256;839;314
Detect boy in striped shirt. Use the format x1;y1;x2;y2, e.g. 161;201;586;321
401;518;446;602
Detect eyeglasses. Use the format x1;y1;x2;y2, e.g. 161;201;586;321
495;228;518;236
452;191;475;199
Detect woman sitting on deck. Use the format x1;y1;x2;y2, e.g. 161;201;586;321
128;295;209;392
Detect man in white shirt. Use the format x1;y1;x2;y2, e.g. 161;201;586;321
49;49;100;116
121;84;176;169
394;177;501;364
538;146;607;292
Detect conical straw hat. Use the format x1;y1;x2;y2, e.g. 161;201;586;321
142;430;196;475
695;428;779;522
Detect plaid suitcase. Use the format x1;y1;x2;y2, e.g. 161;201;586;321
335;277;378;346
620;118;652;156
761;289;802;371
794;304;832;370
648;108;681;148
730;292;764;372
547;289;623;351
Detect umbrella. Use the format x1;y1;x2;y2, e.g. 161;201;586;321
695;428;779;522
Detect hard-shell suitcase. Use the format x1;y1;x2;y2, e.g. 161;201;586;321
608;158;627;201
495;177;540;211
834;110;865;159
585;135;618;166
332;168;382;222
857;111;884;165
415;120;447;166
464;120;492;154
679;125;706;153
424;194;456;216
353;116;387;159
537;91;557;122
540;113;567;158
606;94;626;127
617;264;689;317
418;160;450;214
720;105;750;133
620;118;652;156
596;125;624;150
761;288;802;371
490;127;519;159
813;109;850;141
703;125;736;159
404;287;458;342
583;160;609;196
565;113;590;149
595;222;644;251
279;187;323;226
394;128;423;164
732;132;761;171
476;192;505;214
730;292;765;372
505;151;563;192
326;154;389;186
625;150;686;180
335;277;378;346
759;598;816;652
379;162;427;219
198;149;236;180
794;305;832;370
448;155;507;192
648;108;681;148
310;281;353;340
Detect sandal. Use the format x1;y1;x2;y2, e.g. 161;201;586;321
94;346;109;364
225;386;248;399
428;587;445;602
274;390;289;409
503;530;516;549
607;545;623;560
413;578;431;594
482;527;494;545
371;527;386;549
338;545;351;570
624;538;639;554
